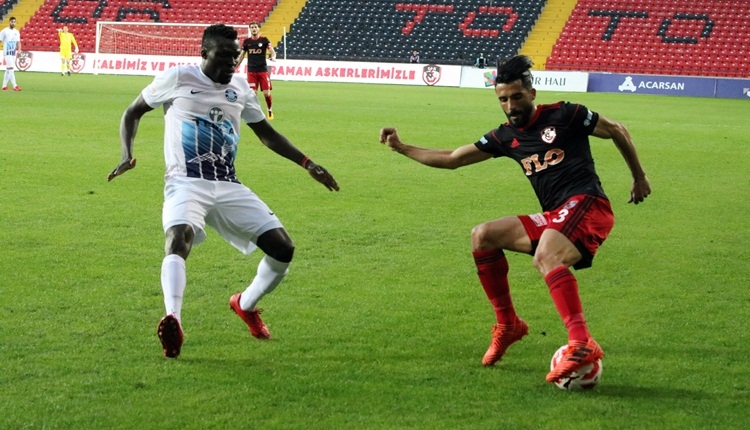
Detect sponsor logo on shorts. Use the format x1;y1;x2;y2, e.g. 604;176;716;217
530;213;547;227
565;199;578;210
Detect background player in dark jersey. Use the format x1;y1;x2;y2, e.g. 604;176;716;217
237;21;276;119
378;55;650;384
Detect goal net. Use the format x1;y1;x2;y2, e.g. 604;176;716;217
95;21;248;57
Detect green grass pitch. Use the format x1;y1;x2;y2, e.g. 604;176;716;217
0;71;748;429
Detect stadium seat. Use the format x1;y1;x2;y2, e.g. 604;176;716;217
20;0;280;52
546;0;750;77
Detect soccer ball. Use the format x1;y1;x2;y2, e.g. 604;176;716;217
550;344;603;390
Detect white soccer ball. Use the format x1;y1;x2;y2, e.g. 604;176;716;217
550;344;603;390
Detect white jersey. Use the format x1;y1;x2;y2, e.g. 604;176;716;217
141;65;265;183
0;27;21;57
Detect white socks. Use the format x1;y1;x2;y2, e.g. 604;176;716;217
160;254;288;319
3;70;17;87
239;255;289;311
161;254;186;321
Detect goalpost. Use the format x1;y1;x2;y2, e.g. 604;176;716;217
94;21;248;74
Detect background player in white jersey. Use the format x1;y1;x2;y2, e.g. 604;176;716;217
0;16;22;91
108;24;339;358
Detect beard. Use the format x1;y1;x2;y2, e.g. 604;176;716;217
506;107;531;127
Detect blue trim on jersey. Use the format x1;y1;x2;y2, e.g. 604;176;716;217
4;41;18;56
181;117;240;182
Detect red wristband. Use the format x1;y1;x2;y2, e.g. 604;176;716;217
300;156;311;168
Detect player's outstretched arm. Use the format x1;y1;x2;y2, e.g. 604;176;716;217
108;95;153;181
247;120;339;191
592;115;651;204
379;127;491;169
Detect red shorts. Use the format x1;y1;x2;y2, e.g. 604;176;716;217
247;71;272;91
518;194;614;269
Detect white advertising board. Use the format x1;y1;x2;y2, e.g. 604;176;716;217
459;66;589;92
4;52;586;93
4;52;462;87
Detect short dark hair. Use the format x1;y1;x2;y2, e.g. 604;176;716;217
202;24;237;48
248;21;260;27
495;55;534;89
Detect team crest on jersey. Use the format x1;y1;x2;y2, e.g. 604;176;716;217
208;106;225;123
16;51;32;71
225;89;238;102
422;64;441;86
541;126;556;144
70;53;86;73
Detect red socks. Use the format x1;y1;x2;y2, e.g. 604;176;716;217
473;249;516;324
473;250;591;341
545;266;590;342
264;94;273;111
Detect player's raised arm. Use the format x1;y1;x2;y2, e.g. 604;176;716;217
592;115;651;204
379;127;492;169
108;94;153;181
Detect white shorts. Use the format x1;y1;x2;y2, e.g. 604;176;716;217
163;176;284;255
4;55;15;70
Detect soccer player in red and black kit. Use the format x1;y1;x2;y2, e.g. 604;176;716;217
237;21;276;119
378;55;651;385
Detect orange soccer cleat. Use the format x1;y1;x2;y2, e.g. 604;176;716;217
546;338;604;383
229;293;271;339
482;316;529;366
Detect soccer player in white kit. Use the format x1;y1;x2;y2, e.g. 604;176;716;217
108;24;339;358
0;16;22;91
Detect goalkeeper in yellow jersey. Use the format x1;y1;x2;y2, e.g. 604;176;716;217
57;26;78;76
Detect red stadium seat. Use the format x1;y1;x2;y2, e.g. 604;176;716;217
546;0;750;77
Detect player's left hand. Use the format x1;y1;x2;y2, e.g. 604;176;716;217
306;161;339;191
629;176;651;204
75;48;79;53
108;158;137;181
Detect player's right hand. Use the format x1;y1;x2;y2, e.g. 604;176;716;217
108;158;136;181
379;127;404;151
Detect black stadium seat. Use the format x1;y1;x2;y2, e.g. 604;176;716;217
279;0;545;65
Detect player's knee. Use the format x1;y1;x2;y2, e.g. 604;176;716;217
165;224;194;258
272;242;295;263
532;250;569;276
257;228;295;263
531;253;547;274
471;223;496;251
